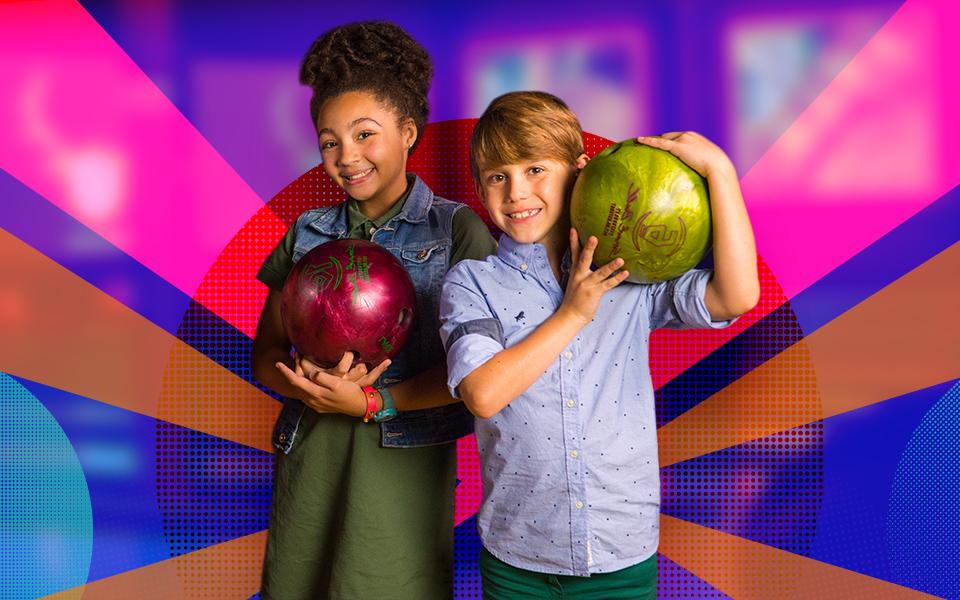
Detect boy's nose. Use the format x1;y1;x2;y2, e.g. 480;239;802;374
507;182;530;202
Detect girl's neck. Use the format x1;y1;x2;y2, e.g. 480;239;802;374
356;172;410;220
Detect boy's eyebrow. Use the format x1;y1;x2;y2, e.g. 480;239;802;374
317;117;382;135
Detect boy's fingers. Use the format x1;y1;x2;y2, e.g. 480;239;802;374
569;228;580;264
578;236;598;270
592;256;624;279
604;270;630;289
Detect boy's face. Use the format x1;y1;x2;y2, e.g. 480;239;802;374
477;154;589;249
316;91;417;217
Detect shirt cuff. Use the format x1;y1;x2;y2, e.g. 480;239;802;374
446;335;503;399
673;269;738;329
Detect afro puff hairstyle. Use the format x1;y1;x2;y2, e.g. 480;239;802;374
300;21;433;155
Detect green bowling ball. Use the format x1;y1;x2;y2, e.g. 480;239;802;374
570;139;711;283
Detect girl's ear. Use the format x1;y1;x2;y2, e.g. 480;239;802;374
400;117;418;153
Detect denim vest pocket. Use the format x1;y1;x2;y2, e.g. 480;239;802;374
272;398;306;454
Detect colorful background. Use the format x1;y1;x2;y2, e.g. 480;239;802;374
1;0;958;598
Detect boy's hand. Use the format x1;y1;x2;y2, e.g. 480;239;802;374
637;132;736;181
558;229;629;325
274;351;391;417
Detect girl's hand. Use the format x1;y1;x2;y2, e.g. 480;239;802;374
637;132;736;181
297;351;390;389
275;351;391;417
558;229;629;326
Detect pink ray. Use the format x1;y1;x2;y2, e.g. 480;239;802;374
455;434;482;526
742;0;959;301
0;0;264;298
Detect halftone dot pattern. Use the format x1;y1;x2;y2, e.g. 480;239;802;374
888;379;960;600
657;553;731;599
155;120;820;598
0;373;93;599
655;251;824;593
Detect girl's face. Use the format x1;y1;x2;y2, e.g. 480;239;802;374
316;91;417;219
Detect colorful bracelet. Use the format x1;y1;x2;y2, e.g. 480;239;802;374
361;386;379;423
373;386;398;423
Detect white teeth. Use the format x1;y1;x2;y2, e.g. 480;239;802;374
509;208;540;219
345;168;373;181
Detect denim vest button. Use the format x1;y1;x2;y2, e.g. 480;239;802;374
417;249;428;260
519;263;528;271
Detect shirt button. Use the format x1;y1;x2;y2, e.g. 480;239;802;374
570;450;579;458
564;351;573;360
566;399;575;408
575;501;583;509
368;226;376;235
519;263;528;271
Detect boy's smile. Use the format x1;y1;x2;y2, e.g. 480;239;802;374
479;155;588;254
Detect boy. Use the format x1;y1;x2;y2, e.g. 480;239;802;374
439;91;759;598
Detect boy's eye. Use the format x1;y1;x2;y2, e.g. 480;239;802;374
487;174;505;184
528;166;545;175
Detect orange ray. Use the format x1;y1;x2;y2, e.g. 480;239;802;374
0;227;279;453
659;242;960;467
41;530;267;599
659;515;938;599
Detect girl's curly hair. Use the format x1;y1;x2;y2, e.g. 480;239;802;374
300;22;433;155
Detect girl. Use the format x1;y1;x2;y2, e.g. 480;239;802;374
252;22;496;600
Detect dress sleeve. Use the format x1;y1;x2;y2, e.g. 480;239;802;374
647;268;739;331
450;205;498;266
439;264;505;398
256;220;298;291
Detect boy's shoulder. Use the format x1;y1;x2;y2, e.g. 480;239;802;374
443;252;500;286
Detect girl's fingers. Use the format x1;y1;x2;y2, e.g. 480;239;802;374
360;359;392;387
332;351;353;377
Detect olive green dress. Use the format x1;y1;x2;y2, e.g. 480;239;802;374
258;180;496;600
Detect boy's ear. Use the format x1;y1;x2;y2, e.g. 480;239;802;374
474;180;487;204
575;153;590;170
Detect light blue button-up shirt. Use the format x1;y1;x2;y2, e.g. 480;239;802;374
439;235;735;576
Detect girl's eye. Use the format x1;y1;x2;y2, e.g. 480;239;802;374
320;140;337;151
357;131;374;141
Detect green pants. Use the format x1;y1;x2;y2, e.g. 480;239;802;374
480;547;658;600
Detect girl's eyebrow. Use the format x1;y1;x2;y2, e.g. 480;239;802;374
317;117;382;135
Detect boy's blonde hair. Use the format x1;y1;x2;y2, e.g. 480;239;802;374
470;91;584;184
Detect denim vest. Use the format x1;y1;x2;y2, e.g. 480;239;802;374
272;175;476;452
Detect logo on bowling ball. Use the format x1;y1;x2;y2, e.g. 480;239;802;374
632;211;687;257
300;257;343;292
297;246;373;305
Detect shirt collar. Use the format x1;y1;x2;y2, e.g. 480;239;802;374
497;235;552;273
